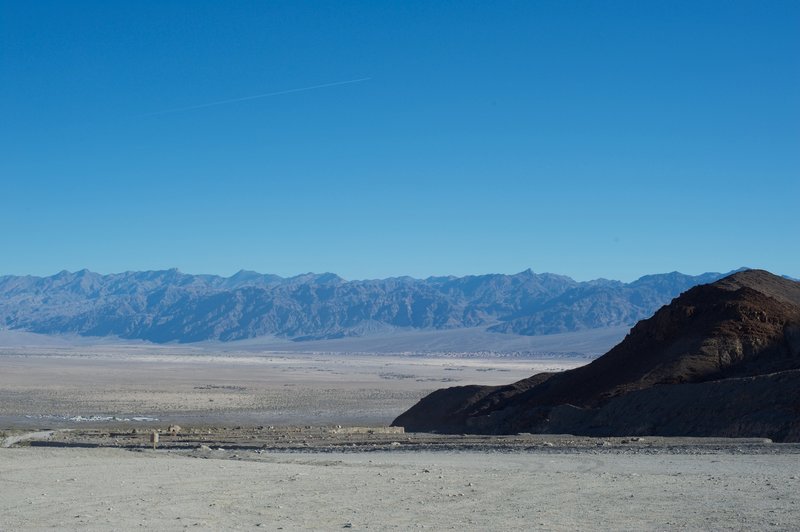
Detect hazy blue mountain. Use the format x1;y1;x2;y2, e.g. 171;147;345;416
0;268;740;343
488;271;730;335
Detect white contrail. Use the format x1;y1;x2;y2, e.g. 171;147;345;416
145;77;371;116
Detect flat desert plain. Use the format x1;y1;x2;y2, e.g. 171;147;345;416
1;348;799;530
0;350;577;426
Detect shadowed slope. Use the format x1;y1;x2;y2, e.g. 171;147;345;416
393;270;800;440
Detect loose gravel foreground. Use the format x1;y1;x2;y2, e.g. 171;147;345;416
1;444;798;531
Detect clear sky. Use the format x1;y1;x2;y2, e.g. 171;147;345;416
1;1;798;281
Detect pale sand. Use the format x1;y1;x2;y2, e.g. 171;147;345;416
0;447;798;530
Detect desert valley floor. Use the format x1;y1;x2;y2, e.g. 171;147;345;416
0;348;581;427
1;346;799;530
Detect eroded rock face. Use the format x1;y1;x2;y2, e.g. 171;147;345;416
393;270;800;441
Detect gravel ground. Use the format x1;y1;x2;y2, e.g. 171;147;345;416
1;446;798;530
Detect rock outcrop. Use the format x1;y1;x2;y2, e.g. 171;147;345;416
393;270;800;441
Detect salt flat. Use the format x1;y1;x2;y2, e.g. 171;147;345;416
0;328;614;427
0;351;582;427
0;447;798;530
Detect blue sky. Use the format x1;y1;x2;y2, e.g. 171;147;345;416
1;1;798;281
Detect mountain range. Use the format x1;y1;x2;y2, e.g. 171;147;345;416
0;268;740;343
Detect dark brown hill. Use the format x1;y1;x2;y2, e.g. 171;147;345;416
393;270;800;441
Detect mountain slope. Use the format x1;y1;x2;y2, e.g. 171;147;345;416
393;270;800;441
0;268;736;343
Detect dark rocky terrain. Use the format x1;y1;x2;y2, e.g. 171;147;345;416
3;426;788;455
393;270;800;441
0;268;731;343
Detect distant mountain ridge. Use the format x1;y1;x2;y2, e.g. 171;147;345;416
0;268;741;343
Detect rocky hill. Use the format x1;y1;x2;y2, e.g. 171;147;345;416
0;268;732;343
393;270;800;441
